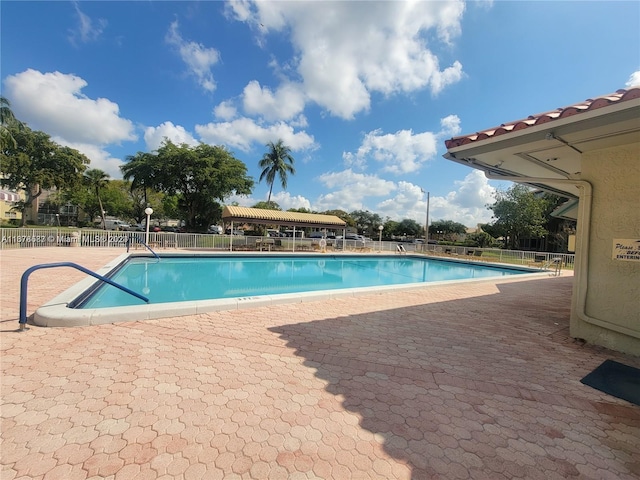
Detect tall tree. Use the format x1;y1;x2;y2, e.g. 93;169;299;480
429;219;468;241
394;219;423;237
487;184;550;249
0;125;89;225
322;209;355;227
84;169;110;229
258;139;295;203
350;209;382;237
143;141;253;229
253;201;281;210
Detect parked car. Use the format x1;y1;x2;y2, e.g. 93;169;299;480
125;223;145;232
336;234;366;248
207;225;223;234
102;219;128;230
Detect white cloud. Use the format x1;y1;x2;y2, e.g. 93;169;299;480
626;70;640;87
53;139;123;179
195;117;316;152
270;191;311;211
214;101;238;121
378;172;496;227
3;69;136;145
166;20;220;92
224;192;255;206
310;169;496;227
376;181;428;223
68;2;107;46
144;122;198;151
439;114;462;137
343;115;459;175
228;1;465;119
313;169;396;212
242;80;306;121
439;170;496;226
343;128;438;174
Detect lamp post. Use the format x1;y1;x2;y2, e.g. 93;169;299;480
378;225;384;252
55;213;60;227
65;202;72;227
144;207;153;245
424;191;430;246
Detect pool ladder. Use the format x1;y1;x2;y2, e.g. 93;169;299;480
126;236;160;259
18;262;149;331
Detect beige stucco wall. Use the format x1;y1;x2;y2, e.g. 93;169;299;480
570;143;640;355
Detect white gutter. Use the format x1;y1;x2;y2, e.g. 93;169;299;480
483;173;639;340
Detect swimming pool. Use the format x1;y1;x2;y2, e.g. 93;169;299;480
34;253;543;327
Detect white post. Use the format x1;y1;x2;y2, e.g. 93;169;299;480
378;225;383;252
425;191;430;248
144;207;153;245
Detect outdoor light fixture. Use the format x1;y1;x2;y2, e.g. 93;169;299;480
422;189;430;246
145;207;153;245
378;224;384;252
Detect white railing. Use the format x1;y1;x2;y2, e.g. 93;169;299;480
416;243;575;269
0;228;575;267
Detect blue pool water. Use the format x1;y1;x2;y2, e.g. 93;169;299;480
78;254;532;309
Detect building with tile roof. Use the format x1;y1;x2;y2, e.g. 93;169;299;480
444;87;640;355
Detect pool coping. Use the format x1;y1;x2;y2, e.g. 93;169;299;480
33;252;550;327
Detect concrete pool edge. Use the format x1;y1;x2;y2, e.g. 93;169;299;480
32;252;552;327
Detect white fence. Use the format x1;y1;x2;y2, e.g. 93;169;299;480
0;228;574;268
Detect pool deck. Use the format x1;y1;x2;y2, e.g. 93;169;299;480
1;248;639;479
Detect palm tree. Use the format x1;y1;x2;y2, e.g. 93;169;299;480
121;151;156;206
0;96;24;150
84;169;110;229
258;139;295;203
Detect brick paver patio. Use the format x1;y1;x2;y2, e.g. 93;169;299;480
1;247;639;479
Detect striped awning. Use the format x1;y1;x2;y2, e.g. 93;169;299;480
222;206;346;229
0;190;20;202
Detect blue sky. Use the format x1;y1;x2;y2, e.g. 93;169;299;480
2;1;639;227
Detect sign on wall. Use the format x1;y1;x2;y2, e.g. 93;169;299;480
612;239;640;262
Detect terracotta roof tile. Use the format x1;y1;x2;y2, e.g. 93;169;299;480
445;87;640;149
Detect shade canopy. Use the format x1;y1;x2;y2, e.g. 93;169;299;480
222;206;346;229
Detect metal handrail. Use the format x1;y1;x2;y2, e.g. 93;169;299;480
19;262;149;330
126;236;160;259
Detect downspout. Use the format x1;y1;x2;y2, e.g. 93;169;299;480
484;173;639;339
230;221;234;252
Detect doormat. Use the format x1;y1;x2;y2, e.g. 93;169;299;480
580;360;640;407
